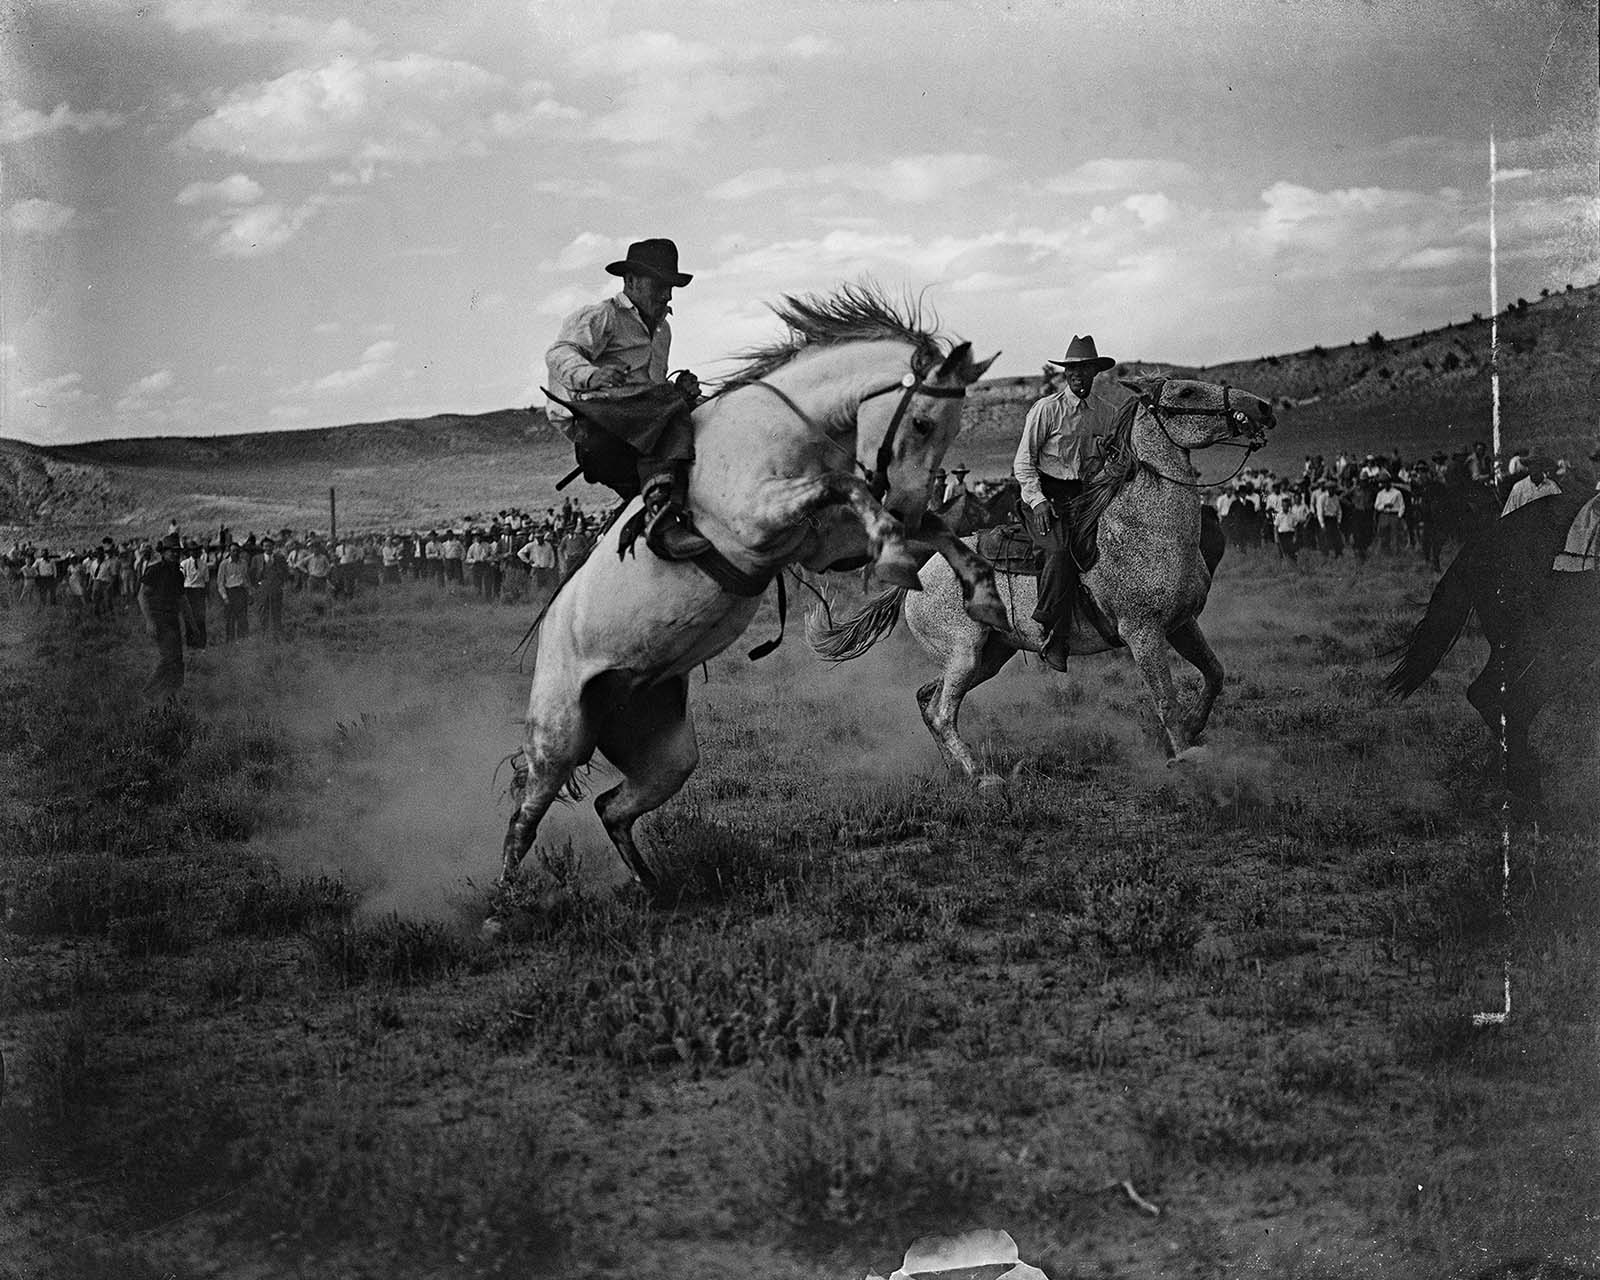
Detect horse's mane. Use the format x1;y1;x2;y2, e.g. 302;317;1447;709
723;280;945;385
1069;393;1145;556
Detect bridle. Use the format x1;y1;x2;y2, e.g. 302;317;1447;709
1132;381;1268;490
725;367;968;501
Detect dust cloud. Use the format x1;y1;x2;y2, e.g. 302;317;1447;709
187;643;623;920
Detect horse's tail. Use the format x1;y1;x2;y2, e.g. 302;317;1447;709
1385;546;1475;699
806;588;907;662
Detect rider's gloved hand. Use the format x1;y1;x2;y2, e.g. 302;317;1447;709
672;369;702;403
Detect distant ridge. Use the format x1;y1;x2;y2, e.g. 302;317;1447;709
52;406;552;470
2;283;1594;536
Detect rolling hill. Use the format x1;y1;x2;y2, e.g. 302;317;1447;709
3;282;1595;544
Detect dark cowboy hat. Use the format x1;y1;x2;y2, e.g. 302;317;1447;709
605;238;693;287
1047;334;1116;372
159;533;182;550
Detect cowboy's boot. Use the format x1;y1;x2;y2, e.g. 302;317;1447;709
641;464;711;561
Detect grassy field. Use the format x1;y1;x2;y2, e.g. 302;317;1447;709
1;544;1597;1279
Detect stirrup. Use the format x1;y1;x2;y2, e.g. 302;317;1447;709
644;504;711;561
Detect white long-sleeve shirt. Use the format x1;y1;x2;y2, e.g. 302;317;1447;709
1501;476;1560;516
1012;387;1129;507
545;292;670;428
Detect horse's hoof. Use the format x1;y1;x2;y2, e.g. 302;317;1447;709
1168;745;1209;767
480;916;505;943
875;546;924;591
966;586;1009;632
975;773;1007;791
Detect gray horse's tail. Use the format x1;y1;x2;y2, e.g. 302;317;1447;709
1385;545;1475;700
806;588;907;662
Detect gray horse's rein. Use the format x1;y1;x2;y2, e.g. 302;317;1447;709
1137;386;1264;490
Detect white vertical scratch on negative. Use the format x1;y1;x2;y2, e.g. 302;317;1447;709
1474;127;1511;1029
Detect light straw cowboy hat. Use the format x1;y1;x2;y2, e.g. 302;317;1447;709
1047;334;1116;372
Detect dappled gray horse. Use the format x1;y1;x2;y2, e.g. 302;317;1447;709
808;377;1274;783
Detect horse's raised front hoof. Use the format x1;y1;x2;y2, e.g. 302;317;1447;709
480;915;505;943
875;546;924;591
975;773;1007;792
1168;744;1209;767
965;583;1009;632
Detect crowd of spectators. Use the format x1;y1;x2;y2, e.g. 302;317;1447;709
2;497;615;638
1206;441;1597;571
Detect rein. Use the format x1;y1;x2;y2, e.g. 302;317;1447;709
723;369;968;501
1135;384;1263;490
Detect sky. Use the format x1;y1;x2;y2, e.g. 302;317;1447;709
1;0;1596;444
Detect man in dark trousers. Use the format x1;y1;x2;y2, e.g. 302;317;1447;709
544;237;710;561
138;534;193;695
1013;335;1130;669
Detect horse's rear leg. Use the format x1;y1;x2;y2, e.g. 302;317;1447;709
594;675;698;895
503;691;600;883
1166;616;1224;748
917;633;1015;786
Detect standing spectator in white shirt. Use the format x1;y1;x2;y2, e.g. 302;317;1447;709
179;541;210;646
1311;481;1344;558
518;531;558;602
217;542;251;642
1273;497;1307;567
1501;456;1562;517
465;532;494;600
441;532;466;588
1373;479;1407;554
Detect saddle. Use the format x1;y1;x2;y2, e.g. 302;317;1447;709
975;523;1044;576
542;383;697;499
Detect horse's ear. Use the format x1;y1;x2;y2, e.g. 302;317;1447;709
938;341;999;384
936;341;972;380
1120;376;1162;406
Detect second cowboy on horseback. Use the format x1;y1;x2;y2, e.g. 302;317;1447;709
1013;333;1131;669
543;237;712;561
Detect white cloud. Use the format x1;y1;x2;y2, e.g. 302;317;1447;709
1123;192;1177;228
531;177;614;199
180;56;579;170
115;369;178;414
158;0;373;55
706;168;791;201
709;153;1000;205
543;232;622;273
197;197;328;257
3;198;77;235
286;339;399;396
785;36;833;58
590;68;773;147
562;29;772;148
176;173;264;205
568;30;722;77
1046;158;1199;195
19;371;87;405
1;100;124;143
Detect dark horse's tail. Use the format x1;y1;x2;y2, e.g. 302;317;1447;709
1385;545;1476;699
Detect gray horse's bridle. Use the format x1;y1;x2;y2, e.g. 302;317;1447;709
733;368;969;502
1134;380;1268;489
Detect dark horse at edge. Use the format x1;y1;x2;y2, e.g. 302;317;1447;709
1387;492;1598;812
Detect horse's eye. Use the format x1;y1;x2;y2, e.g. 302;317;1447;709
912;415;936;435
